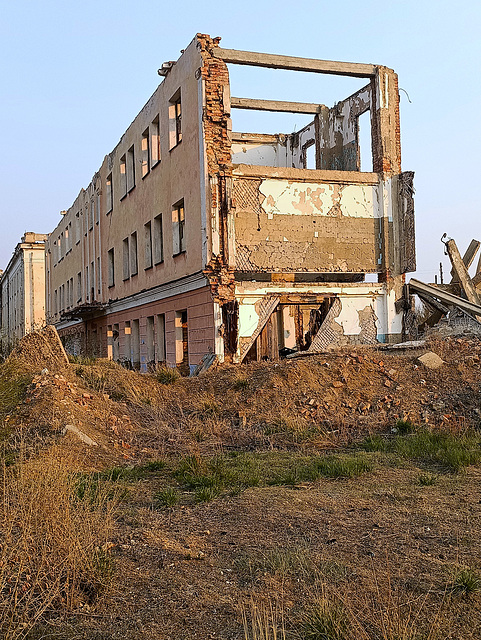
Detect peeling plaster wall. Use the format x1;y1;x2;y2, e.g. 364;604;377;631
234;281;402;356
231;139;289;167
233;175;391;273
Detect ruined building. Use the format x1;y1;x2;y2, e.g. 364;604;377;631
0;233;48;354
45;34;415;371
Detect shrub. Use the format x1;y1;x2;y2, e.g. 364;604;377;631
298;599;348;640
450;567;481;596
155;366;180;385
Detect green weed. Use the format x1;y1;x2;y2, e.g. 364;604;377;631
450;567;481;596
155;366;180;385
154;487;179;509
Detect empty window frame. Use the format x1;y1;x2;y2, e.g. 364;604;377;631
156;314;166;362
169;91;182;149
75;213;80;244
108;249;115;287
172;200;185;255
130;232;138;276
89;200;94;230
120;155;127;198
77;272;82;301
70;277;74;307
153;214;163;264
127;146;135;192
85;265;89;301
146;316;155;363
90;261;95;300
131;319;140;368
97;256;101;294
123;237;130;280
141;129;150;178
124;321;131;363
96;193;100;224
144;221;152;269
106;173;113;213
151;115;161;166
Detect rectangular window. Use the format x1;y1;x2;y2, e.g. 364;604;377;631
108;249;115;287
75;213;80;244
106;173;113;212
144;221;152;269
130;232;138;276
66;280;70;309
89;200;94;230
172;200;185;255
77;272;82;301
127;145;135;192
120;155;127;198
90;262;95;300
124;321;131;363
131;319;140;368
54;289;58;315
123;237;129;280
151;115;160;166
70;277;74;307
85;266;89;301
146;316;155;363
169;91;182;149
141;129;150;178
156;313;166;362
96;194;100;224
153;214;163;264
97;256;101;294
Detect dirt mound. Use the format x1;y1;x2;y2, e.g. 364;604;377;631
7;325;69;373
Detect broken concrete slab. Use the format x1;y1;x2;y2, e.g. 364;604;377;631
62;424;98;446
417;352;444;370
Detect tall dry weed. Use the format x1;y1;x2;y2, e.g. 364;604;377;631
0;454;117;639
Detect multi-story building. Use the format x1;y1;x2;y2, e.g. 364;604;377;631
46;33;415;372
0;232;48;354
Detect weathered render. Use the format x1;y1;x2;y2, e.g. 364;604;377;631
0;233;48;354
45;34;415;370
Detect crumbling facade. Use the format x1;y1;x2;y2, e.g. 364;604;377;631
45;34;415;370
0;233;48;354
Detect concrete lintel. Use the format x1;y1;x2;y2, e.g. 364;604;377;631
213;48;376;78
231;97;322;114
409;279;481;317
232;164;379;185
232;132;283;144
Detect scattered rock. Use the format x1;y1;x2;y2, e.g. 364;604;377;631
417;352;444;370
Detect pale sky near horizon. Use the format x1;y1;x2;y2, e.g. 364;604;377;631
1;0;480;282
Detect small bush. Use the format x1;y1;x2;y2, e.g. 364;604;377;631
154;487;179;509
233;377;250;391
450;567;481;596
155;366;180;385
394;419;415;435
418;472;437;486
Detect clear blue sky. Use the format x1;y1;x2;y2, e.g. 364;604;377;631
1;0;480;282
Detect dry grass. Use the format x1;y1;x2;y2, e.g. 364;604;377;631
0;453;117;639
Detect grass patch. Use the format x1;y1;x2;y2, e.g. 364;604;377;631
154;487;179;509
298;599;349;640
450;567;481;596
173;451;373;500
362;429;481;472
0;455;116;639
155;366;180;385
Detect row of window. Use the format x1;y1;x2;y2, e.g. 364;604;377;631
107;92;182;211
107;314;167;365
107;200;184;288
54;193;101;265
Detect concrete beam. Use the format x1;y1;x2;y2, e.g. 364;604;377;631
444;238;480;306
409;279;481;318
231;97;322;114
213;48;376;78
450;239;480;281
